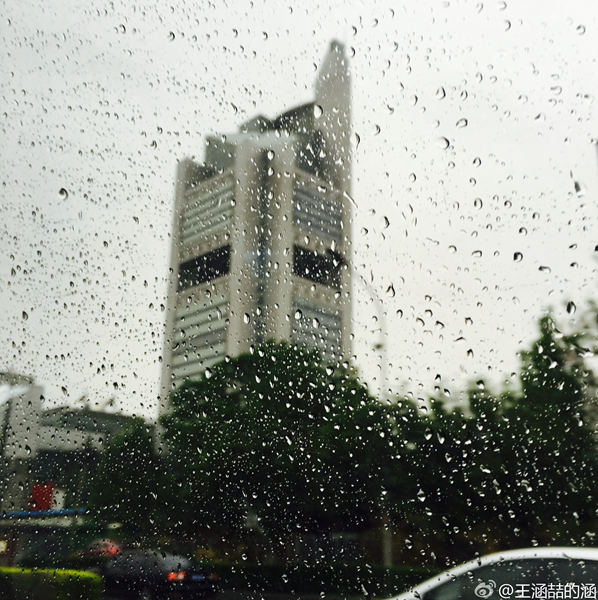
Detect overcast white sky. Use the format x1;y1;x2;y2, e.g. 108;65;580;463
1;0;597;417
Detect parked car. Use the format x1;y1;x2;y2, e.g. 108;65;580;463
100;549;219;600
75;538;122;559
393;548;598;600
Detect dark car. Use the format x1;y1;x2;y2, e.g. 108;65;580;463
100;549;218;600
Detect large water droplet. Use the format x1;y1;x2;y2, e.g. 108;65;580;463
567;301;576;314
294;309;303;320
313;104;323;119
438;137;450;150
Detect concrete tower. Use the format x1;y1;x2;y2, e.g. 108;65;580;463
159;42;352;408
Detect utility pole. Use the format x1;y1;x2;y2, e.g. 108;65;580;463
354;272;392;567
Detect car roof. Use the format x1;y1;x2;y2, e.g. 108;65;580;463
392;547;598;600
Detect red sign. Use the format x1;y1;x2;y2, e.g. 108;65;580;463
29;483;55;511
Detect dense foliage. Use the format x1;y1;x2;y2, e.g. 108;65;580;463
89;309;598;567
160;341;392;559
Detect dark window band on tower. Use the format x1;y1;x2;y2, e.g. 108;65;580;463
178;245;231;290
293;245;342;289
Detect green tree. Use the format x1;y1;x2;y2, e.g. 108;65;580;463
160;341;392;558
88;419;163;539
503;314;598;544
389;310;598;565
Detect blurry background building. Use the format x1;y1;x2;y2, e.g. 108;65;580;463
0;373;140;513
160;41;353;402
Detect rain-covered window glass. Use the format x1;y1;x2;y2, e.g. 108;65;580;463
2;1;598;599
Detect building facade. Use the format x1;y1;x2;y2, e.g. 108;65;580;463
0;373;142;513
160;41;353;404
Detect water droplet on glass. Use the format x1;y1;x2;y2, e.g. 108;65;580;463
22;311;28;321
243;313;251;324
513;252;523;262
438;137;450;150
456;118;468;128
473;198;483;209
504;20;511;31
574;181;585;197
313;104;323;119
576;24;586;35
294;309;303;320
58;188;69;200
168;31;175;41
567;301;576;314
204;368;212;379
436;87;446;99
386;284;395;297
473;157;482;167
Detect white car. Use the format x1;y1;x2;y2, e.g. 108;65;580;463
393;547;598;600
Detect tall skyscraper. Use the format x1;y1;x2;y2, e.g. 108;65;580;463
160;41;352;404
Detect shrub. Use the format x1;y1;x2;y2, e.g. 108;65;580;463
0;567;103;600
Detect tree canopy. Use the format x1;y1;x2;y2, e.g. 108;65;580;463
160;341;394;553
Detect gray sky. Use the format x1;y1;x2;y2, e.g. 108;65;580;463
1;0;597;417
